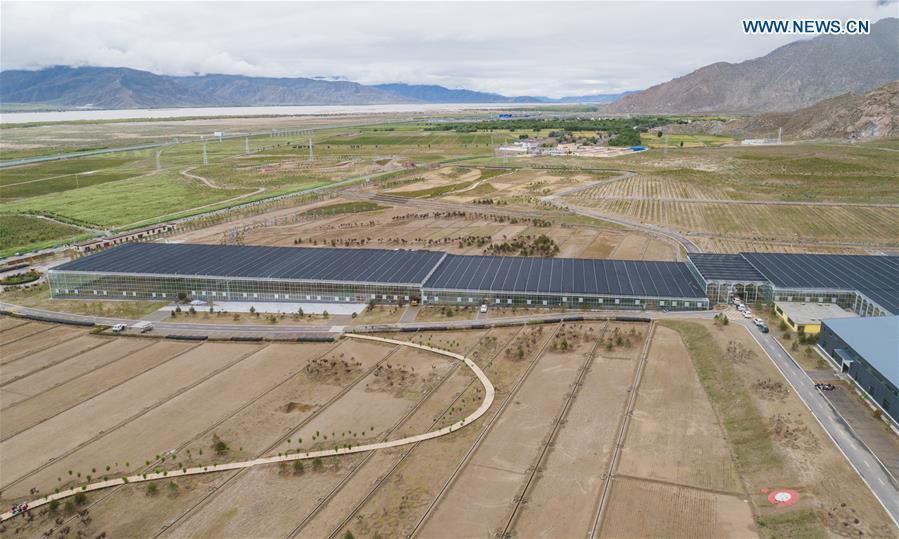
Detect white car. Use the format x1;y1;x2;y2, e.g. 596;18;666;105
736;305;746;312
742;311;753;318
753;317;764;326
111;323;126;332
479;305;488;314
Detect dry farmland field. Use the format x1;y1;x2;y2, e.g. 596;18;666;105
169;185;681;262
2;316;895;538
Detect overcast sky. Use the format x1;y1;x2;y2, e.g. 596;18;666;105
1;1;895;97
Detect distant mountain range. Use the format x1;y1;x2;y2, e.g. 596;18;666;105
3;18;896;113
609;17;898;114
0;66;641;110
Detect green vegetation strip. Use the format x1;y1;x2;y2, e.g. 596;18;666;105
662;321;781;473
306;201;384;214
392;180;476;198
662;320;825;537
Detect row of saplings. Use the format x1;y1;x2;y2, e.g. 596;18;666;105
171;304;334;322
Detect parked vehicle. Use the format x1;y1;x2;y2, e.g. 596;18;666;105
753;317;765;326
815;383;836;391
111;323;126;332
140;323;154;333
759;324;769;333
742;311;753;318
480;304;488;314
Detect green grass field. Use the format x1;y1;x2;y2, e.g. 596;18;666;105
3;171;254;228
0;214;88;254
639;133;737;147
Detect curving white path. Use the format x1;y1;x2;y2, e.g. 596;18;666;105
0;334;495;522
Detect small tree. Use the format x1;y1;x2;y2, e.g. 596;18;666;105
249;306;256;315
146;483;158;497
74;492;88;506
48;499;60;514
297;307;304;317
188;306;196;315
293;461;305;475
178;292;187;302
63;500;76;515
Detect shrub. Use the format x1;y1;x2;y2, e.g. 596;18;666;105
146;483;158;496
74;492;88;506
212;434;230;455
63;501;76;515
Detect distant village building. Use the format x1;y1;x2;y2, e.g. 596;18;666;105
76;223;176;253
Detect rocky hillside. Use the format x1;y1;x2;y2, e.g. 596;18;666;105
609;17;898;114
663;82;898;140
735;81;898;139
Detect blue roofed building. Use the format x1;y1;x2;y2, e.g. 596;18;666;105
818;316;899;424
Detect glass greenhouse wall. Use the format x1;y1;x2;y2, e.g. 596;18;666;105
48;272;421;304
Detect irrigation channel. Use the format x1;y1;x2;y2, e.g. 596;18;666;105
589;321;657;538
407;322;564;537
0;334;497;523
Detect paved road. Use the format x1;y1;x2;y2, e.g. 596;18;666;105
1;300;712;338
739;319;899;527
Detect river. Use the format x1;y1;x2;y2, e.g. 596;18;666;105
0;103;529;124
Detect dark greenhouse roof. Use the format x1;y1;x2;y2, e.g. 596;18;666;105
52;244;898;311
688;254;767;282
422;255;707;299
53;243;446;285
741;253;899;314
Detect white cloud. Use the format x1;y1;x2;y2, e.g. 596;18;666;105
1;1;894;97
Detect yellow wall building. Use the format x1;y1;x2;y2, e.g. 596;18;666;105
774;301;857;335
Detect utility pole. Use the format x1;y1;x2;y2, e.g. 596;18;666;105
308;136;314;162
777;127;782;144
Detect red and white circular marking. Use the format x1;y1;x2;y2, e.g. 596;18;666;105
767;489;799;507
